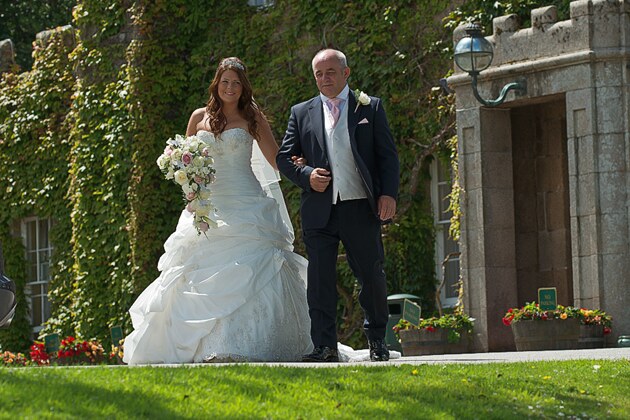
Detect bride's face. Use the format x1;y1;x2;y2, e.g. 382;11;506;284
218;70;243;105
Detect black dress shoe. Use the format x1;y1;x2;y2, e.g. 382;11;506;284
369;339;390;362
302;346;339;362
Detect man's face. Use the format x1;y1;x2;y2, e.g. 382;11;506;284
312;53;350;98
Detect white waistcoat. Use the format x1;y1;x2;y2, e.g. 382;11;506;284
323;104;367;204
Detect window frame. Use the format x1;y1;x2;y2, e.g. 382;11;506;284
20;216;53;334
247;0;274;7
430;158;460;309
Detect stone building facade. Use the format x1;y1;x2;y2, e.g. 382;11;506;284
448;0;629;351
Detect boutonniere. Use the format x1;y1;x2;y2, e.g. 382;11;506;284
353;89;370;112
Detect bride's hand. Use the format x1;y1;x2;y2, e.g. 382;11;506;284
292;155;307;167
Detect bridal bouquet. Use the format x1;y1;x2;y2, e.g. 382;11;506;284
157;134;217;234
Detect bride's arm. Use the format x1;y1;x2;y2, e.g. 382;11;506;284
186;108;205;136
256;114;279;171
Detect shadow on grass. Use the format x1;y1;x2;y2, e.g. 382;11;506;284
1;360;627;418
0;367;187;418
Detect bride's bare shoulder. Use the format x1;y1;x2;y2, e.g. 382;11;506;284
186;107;208;135
191;107;207;121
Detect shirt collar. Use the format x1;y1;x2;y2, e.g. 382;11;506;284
320;84;350;104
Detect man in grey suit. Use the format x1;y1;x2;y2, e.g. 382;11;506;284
277;48;399;362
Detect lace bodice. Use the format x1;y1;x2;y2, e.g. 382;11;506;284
196;128;263;197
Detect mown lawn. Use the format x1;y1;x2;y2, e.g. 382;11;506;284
1;359;629;419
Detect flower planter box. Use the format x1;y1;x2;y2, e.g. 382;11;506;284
399;328;470;356
511;318;580;351
578;324;605;349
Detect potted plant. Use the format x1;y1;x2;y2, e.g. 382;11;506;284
393;311;474;356
576;308;613;349
502;302;612;351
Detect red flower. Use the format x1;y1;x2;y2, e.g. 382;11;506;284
425;326;436;332
603;327;612;335
29;342;50;365
502;317;512;326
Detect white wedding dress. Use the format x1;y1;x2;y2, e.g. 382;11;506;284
123;128;314;364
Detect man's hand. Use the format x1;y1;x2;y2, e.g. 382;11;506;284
309;168;331;192
292;155;307;167
378;195;396;221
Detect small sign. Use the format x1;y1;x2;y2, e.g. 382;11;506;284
402;299;422;327
110;326;124;347
538;287;557;310
44;333;60;354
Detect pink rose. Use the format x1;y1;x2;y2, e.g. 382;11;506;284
182;152;192;165
201;147;210;157
198;221;209;232
186;192;196;201
164;147;173;156
186;202;194;213
194;175;203;184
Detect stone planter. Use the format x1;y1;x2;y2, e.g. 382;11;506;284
511;318;580;351
399;328;470;356
578;324;605;349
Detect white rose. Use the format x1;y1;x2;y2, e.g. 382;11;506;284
358;91;370;105
193;156;204;167
157;155;170;170
182;182;193;194
199;189;212;200
174;170;188;185
166;169;174;180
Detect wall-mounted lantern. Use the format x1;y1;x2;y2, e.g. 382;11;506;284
454;23;526;107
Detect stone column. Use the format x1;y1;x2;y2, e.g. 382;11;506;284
0;39;15;73
565;0;630;343
458;106;519;351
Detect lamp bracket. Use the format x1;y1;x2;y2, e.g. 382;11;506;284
471;75;527;107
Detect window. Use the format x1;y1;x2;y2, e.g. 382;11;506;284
248;0;273;6
21;217;53;333
431;158;460;308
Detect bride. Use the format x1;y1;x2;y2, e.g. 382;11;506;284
122;57;314;364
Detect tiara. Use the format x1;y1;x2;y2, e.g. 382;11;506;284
221;59;245;71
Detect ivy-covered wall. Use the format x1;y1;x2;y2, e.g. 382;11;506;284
0;27;76;350
1;0;463;352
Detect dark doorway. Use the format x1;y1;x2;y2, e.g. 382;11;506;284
511;99;573;306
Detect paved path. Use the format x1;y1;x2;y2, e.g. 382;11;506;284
139;347;630;368
383;347;630;365
270;347;630;368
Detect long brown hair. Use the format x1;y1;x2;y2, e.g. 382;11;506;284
205;57;262;139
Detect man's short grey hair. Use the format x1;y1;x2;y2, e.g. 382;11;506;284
312;49;348;70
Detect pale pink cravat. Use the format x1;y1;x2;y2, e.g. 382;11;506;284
327;97;342;128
